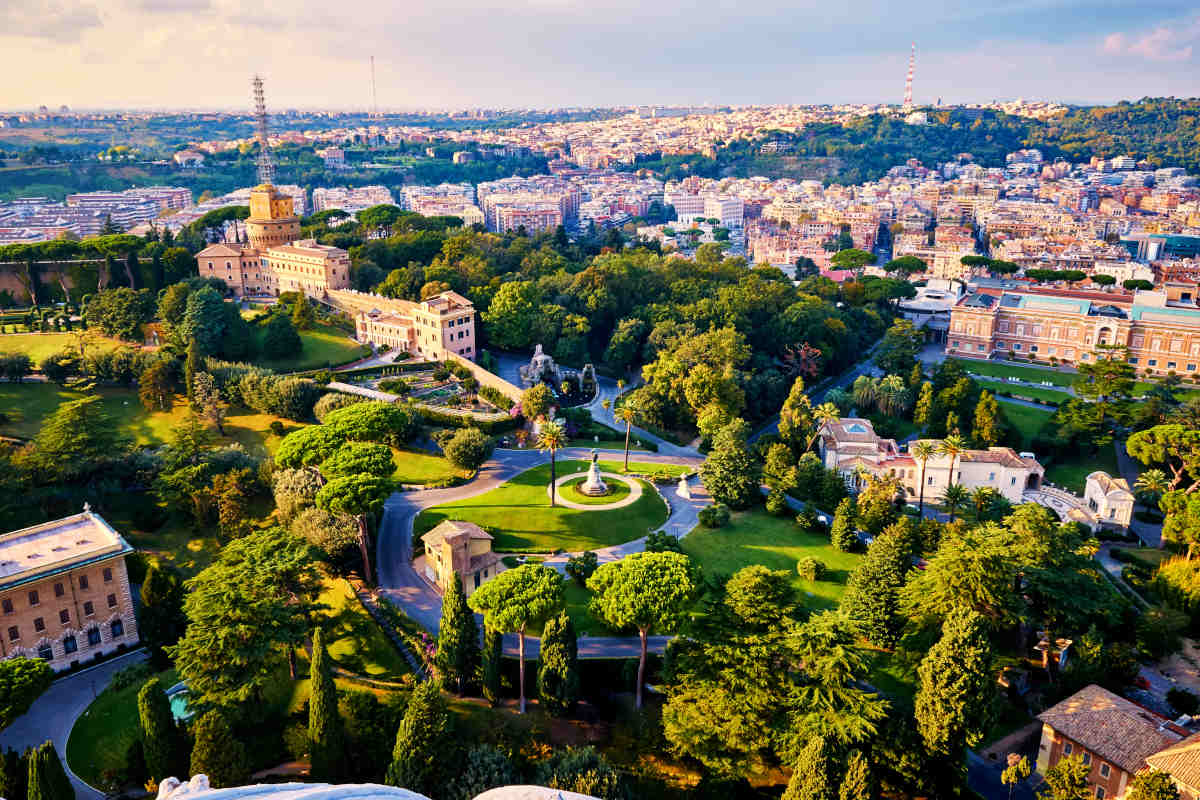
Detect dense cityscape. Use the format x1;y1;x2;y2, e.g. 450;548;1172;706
2;11;1200;800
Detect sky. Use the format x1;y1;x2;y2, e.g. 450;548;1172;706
2;0;1199;111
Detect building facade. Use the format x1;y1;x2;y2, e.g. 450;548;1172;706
420;520;502;596
0;510;139;672
339;289;477;360
246;183;301;250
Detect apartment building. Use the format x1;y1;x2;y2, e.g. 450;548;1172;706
0;510;139;672
946;284;1200;377
333;288;477;360
311;185;393;214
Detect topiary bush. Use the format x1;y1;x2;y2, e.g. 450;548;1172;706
796;557;827;582
698;504;731;529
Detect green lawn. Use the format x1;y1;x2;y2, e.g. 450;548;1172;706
949;358;1076;387
414;460;674;553
999;401;1054;450
254;323;369;372
560;477;633;505
1118;547;1170;571
682;509;863;610
67;668;178;788
976;379;1071;406
0;332;125;364
315;578;411;680
1043;446;1120;494
392;447;469;485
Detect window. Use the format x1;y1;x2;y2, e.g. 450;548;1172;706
1099;763;1110;778
1149;359;1158;367
1095;788;1105;799
79;575;89;590
63;635;77;654
107;594;117;609
33;617;44;632
87;627;101;646
1064;743;1073;755
1030;345;1039;353
1;599;11;615
83;601;94;617
6;626;17;642
37;644;52;661
1081;752;1091;766
111;619;124;638
1168;362;1177;370
28;590;38;607
988;472;996;482
1013;343;1022;351
474;572;481;589
102;568;112;583
59;609;69;624
54;582;64;598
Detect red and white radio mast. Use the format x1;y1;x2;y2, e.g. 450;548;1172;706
902;43;916;111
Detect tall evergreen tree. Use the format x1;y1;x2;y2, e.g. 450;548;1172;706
700;418;761;510
436;575;480;696
0;747;28;800
915;608;995;760
185;337;201;404
973;390;1003;448
840;749;874;800
26;742;71;800
841;527;909;648
308;628;344;781
386;682;453;796
537;612;580;716
481;624;503;706
913;381;935;427
783;735;836;800
190;711;250;788
831;497;858;552
778;377;814;451
138;677;182;782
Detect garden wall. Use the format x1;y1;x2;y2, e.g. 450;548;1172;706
446;352;522;404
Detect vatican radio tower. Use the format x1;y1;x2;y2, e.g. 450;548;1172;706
902;43;916;111
252;74;275;185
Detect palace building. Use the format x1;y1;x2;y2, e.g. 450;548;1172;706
0;509;139;672
946;283;1200;376
330;288;478;361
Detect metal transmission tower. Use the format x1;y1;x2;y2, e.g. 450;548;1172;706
902;43;915;111
370;56;379;117
251;74;275;185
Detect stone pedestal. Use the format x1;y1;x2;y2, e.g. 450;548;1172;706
579;450;610;497
677;475;691;500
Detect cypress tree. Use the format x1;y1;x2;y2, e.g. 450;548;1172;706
783;735;836;800
831;496;858;552
138;677;181;782
125;251;141;289
185;337;201;404
190;711;250;788
308;628;344;781
481;624;503;706
915;608;994;760
841;527;909;649
386;682;452;796
840;750;874;800
973;390;1003;448
26;742;71;800
537;612;579;716
436;575;480;696
0;747;28;800
140;563;187;669
913;381;934;427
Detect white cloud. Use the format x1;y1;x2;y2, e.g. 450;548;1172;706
1101;17;1199;62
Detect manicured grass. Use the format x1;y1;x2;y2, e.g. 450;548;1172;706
949;357;1075;387
1120;547;1170;571
976;379;1071;406
391;446;469;485
1043;446;1120;494
681;509;863;610
414;460;673;553
67;667;178;788
0;331;125;364
560;476;633;505
315;578;411;679
254;323;369;372
999;401;1054;450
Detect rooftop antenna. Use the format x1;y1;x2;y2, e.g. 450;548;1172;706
902;43;915;112
370;56;379;118
252;74;275;185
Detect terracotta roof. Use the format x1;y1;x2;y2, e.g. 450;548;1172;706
961;448;1037;469
420;520;493;548
469;551;502;573
1038;685;1184;774
1146;732;1200;791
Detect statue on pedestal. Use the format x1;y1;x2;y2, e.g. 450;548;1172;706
677;474;691;500
579;449;610;497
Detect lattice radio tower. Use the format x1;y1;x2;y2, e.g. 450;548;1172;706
252;74;275;185
902;43;915;111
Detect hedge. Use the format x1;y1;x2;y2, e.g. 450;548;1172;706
414;404;519;434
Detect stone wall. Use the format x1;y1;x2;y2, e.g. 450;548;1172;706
446;352;523;404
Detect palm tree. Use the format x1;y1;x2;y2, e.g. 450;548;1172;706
941;483;969;522
938;434;968;488
1134;468;1170;508
877;374;909;417
851;375;877;412
537;421;568;507
614;403;638;472
968;486;999;524
805;402;842;452
912;440;936;516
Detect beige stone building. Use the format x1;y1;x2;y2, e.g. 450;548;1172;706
420;520;502;596
246;183;301;250
0;510;139;672
333;289;478;361
816;417;1044;504
1083;472;1135;529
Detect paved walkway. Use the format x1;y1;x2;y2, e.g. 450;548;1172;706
547;471;644;510
374;446;703;659
0;648;148;800
1114;438;1163;547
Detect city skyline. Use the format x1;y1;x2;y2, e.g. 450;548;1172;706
3;0;1199;111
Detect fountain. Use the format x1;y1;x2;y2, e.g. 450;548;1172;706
578;449;610;497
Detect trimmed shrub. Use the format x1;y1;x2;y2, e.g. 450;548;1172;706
698;504;731;529
796;557;827;581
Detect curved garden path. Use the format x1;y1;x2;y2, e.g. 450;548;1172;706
547;471;644;510
375;446;704;659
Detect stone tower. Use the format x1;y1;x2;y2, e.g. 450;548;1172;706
246;184;300;250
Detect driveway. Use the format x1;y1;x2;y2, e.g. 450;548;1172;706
374;446;703;658
0;648;148;800
1114;439;1163;547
